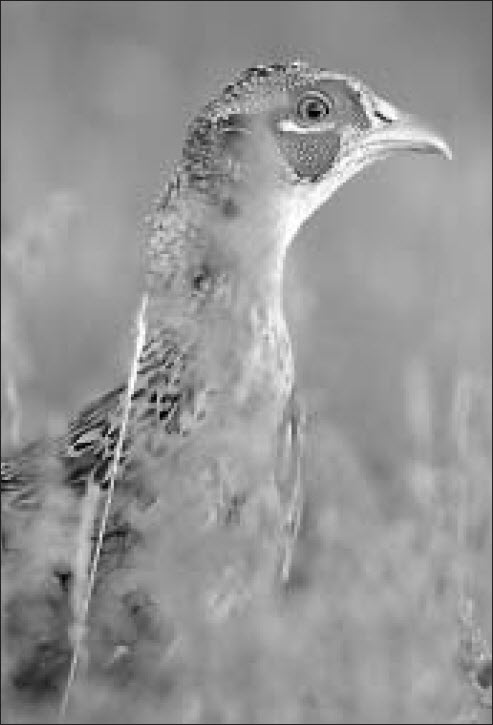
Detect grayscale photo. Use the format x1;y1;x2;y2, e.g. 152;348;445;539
1;2;491;723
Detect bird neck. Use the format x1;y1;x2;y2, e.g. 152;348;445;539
143;177;299;335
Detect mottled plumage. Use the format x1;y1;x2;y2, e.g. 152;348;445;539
1;60;450;708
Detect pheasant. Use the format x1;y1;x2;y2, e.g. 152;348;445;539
1;61;450;711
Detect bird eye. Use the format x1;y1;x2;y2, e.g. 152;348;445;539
297;93;332;122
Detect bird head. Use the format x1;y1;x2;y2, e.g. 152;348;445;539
182;60;450;223
171;61;451;292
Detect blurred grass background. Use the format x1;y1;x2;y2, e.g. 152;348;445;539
1;2;491;722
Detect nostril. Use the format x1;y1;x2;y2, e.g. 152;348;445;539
374;109;393;124
373;97;401;124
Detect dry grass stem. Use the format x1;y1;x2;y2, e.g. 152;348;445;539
58;292;149;721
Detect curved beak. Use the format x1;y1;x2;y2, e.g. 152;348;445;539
361;116;452;160
359;96;452;161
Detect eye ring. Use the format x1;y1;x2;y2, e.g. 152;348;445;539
297;93;332;123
